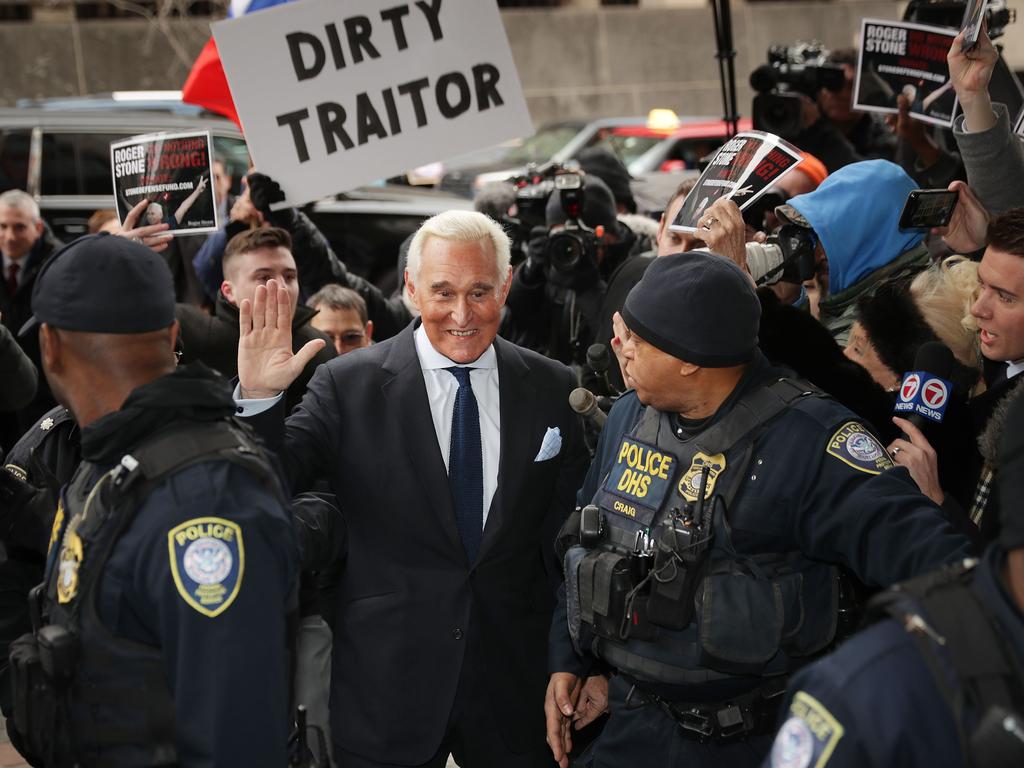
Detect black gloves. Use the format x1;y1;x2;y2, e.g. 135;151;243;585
247;172;297;229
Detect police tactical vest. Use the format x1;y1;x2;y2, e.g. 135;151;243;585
562;378;841;689
10;418;282;768
867;559;1024;768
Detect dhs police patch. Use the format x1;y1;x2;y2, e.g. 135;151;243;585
825;422;894;475
168;517;244;617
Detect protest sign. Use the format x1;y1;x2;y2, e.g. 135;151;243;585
854;18;959;127
669;132;803;233
212;0;533;207
110;131;218;235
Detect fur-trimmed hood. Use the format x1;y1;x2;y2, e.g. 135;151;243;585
979;376;1024;466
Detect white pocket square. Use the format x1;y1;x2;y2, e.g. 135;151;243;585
534;427;562;461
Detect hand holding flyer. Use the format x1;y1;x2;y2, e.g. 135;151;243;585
669;131;803;233
110;131;219;236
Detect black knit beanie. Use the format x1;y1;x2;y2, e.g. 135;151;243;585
622;251;760;367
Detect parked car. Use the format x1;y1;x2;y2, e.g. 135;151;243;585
627;116;755;176
0;106;470;288
438;113;753;198
438;116;675;197
0;107;252;241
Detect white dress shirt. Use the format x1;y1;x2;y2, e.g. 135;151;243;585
1007;359;1024;380
414;324;501;527
233;325;502;528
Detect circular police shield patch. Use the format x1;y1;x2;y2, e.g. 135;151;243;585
771;716;814;768
846;431;883;462
183;537;233;585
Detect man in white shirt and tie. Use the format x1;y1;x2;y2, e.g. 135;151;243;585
235;210;588;768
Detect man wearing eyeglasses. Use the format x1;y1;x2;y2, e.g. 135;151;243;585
307;284;374;355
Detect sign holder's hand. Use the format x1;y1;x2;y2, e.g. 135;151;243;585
948;26;999;133
938;180;990;254
238;278;325;399
889;416;945;505
698;198;752;282
115;198;172;253
544;672;581;768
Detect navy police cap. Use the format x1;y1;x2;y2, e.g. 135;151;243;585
19;233;176;337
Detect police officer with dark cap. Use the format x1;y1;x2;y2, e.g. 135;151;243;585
761;393;1024;768
545;250;974;768
6;233;298;767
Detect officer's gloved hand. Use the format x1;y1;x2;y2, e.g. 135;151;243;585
290;492;347;573
519;226;550;284
247;172;297;229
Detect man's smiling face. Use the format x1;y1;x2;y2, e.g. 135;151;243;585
407;236;511;364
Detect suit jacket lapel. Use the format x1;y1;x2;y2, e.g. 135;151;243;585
381;324;466;562
479;337;537;561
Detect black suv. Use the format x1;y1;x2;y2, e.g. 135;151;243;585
0;106;471;287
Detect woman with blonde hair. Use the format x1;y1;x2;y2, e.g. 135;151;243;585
910;255;981;374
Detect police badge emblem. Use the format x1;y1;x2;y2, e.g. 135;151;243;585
678;452;726;502
57;522;83;604
168;517;244;617
826;422;895;475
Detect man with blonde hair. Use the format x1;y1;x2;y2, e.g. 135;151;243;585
235;209;588;768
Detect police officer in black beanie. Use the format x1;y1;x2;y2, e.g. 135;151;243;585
759;391;1024;768
545;250;974;768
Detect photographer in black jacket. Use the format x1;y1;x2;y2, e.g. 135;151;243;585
506;174;639;368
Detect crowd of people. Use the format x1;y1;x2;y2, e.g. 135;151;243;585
0;19;1023;768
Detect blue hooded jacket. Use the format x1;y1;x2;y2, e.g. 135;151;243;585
788;160;925;294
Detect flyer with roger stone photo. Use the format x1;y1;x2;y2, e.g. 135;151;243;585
669;131;803;233
854;18;960;127
110;130;219;235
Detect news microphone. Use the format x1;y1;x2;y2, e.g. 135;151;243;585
585;343;616;396
749;65;779;93
570;387;607;430
894;342;956;434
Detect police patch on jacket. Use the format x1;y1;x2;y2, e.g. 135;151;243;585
603;437;676;525
771;691;844;768
168;517;244;617
678;451;726;501
826;422;894;475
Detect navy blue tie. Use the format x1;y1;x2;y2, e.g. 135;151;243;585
447;366;483;563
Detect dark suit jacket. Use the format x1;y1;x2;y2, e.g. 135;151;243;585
248;322;587;763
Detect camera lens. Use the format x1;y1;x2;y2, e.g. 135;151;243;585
548;232;583;273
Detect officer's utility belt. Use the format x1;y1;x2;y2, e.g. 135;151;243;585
624;675;788;744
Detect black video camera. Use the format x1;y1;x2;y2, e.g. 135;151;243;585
905;0;1014;38
501;161;570;259
546;172;601;275
749;42;846;138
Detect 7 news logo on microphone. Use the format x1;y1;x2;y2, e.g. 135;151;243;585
894;371;952;423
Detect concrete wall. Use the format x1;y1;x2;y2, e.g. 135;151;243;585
2;2;1020;126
